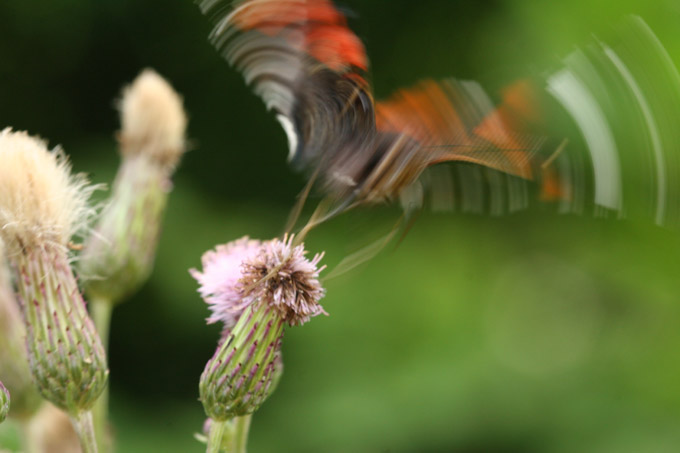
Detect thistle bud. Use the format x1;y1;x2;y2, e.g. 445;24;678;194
0;129;108;415
195;235;325;421
0;381;9;424
79;69;187;304
200;303;284;420
0;239;42;419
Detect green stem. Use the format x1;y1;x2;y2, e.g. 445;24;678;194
90;296;113;453
206;419;227;453
233;415;252;453
70;410;98;453
91;297;113;351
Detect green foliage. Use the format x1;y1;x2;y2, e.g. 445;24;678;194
2;0;680;451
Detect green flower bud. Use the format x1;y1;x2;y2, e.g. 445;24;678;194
14;244;108;414
79;69;187;305
0;381;9;424
79;155;170;303
200;303;284;421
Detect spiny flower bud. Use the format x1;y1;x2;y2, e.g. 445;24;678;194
195;235;325;421
79;69;187;305
0;381;9;424
16;245;108;413
0;239;42;420
200;304;284;421
0;129;108;415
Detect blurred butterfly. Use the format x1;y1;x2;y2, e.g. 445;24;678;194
198;0;564;229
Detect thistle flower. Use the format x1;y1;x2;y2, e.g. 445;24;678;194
0;381;9;424
196;235;325;424
239;236;327;326
190;237;263;331
0;129;107;451
79;69;188;305
0;239;43;420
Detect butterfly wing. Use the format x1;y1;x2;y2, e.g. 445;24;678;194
200;0;560;212
199;0;376;174
375;78;546;181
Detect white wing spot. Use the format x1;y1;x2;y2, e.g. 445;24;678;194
276;114;299;161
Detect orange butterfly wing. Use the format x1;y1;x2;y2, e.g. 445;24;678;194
375;79;545;181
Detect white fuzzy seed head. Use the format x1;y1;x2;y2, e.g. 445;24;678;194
0;129;96;254
119;69;188;169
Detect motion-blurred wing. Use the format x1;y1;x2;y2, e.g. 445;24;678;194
199;0;375;172
375;79;546;181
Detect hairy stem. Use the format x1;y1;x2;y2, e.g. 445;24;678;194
206;419;227;453
233;415;252;453
70;410;98;453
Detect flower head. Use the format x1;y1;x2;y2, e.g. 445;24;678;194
190;237;263;329
196;235;325;424
118;69;187;170
0;128;96;253
239;235;327;326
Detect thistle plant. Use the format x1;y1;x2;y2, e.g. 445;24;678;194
0;381;9;424
79;68;188;333
77;69;187;451
192;235;326;452
0;129;108;453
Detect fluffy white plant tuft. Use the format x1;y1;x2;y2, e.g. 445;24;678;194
118;69;188;169
0;128;96;253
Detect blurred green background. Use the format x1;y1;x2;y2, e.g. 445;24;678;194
2;0;680;452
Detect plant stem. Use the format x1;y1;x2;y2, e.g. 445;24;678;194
70;410;98;453
91;296;113;351
90;296;113;453
233;415;252;453
206;419;227;453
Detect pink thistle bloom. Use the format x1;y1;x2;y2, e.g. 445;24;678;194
239;235;327;326
192;235;327;330
190;237;262;329
197;235;325;424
